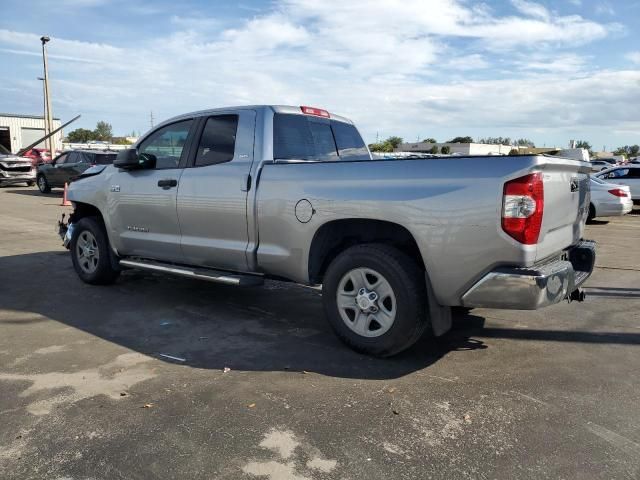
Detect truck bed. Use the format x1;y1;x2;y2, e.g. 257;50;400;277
255;154;591;306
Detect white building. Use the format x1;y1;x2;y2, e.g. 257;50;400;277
0;113;62;153
396;142;516;156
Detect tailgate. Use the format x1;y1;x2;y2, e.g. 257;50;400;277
536;157;591;262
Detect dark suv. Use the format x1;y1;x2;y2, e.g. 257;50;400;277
36;150;117;193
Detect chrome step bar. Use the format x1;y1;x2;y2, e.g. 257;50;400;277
119;259;264;286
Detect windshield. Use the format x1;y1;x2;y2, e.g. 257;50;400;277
0;144;11;155
591;176;607;185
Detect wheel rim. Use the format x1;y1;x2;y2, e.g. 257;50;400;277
336;267;397;338
38;176;46;191
75;230;100;275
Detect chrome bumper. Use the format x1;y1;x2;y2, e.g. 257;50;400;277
462;240;596;310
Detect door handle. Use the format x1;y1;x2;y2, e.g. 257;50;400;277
157;179;178;188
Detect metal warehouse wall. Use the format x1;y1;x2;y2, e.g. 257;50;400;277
0;115;62;153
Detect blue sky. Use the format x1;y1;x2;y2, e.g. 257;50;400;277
1;0;639;149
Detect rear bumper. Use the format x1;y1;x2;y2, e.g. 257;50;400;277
595;200;633;217
461;240;596;310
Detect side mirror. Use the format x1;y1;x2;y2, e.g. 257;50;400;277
114;149;156;170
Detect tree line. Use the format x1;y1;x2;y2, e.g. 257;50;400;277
65;121;136;145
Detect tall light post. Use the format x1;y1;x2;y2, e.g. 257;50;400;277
37;77;48;147
40;36;55;156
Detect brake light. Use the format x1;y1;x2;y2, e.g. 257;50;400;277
300;106;330;118
502;173;544;245
608;188;628;198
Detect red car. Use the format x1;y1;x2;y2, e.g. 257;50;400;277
22;148;52;166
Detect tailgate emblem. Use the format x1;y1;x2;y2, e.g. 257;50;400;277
570;178;579;193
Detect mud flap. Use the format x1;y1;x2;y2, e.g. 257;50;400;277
425;272;452;336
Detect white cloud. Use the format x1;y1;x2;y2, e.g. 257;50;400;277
511;0;550;21
0;0;634;147
625;51;640;64
595;2;615;16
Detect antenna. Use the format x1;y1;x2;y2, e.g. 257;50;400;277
150;111;154;129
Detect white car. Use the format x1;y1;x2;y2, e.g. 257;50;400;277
589;160;614;172
588;177;633;220
596;165;640;202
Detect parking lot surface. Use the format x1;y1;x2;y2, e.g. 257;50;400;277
1;186;639;479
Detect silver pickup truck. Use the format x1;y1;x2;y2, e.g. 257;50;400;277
62;105;595;356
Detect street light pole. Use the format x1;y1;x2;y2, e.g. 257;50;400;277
40;36;55;156
37;77;48;148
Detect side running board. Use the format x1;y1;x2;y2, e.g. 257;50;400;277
119;259;264;286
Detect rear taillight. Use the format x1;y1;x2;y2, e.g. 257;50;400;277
300;106;330;118
502;173;544;245
608;188;628;198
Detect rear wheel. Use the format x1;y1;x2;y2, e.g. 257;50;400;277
37;174;51;193
70;217;120;285
322;244;429;357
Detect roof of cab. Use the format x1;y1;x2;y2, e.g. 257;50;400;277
154;105;353;128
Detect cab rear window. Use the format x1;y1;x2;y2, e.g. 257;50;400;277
273;114;369;161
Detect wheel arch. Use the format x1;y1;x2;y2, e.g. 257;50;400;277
69;202;121;270
308;218;425;285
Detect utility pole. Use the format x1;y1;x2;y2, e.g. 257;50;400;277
40;36;55;156
37;77;48;146
150;111;154;129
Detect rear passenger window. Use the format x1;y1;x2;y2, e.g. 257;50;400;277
195;115;239;167
274;114;338;161
332;121;369;160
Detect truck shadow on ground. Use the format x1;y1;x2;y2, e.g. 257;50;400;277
2;188;61;198
1;251;639;380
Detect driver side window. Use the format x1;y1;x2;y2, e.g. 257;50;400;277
138;120;194;169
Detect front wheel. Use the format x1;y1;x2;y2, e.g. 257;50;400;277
587;203;596;222
70;217;120;285
322;244;430;357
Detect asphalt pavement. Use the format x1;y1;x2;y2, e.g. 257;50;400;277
1;185;639;479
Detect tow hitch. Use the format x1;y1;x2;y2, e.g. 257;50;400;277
568;288;586;303
58;213;74;249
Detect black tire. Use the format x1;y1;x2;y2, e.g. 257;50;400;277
70;217;120;285
26;181;35;187
322;244;429;357
37;174;51;193
587;203;596;222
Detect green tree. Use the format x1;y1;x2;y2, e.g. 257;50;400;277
422;138;437;143
368;136;404;153
448;136;473;143
93;121;113;141
385;136;403;149
508;148;520;156
429;145;439;154
575;140;592;153
515;138;535;147
614;145;639;157
441;146;451;154
65;128;95;143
